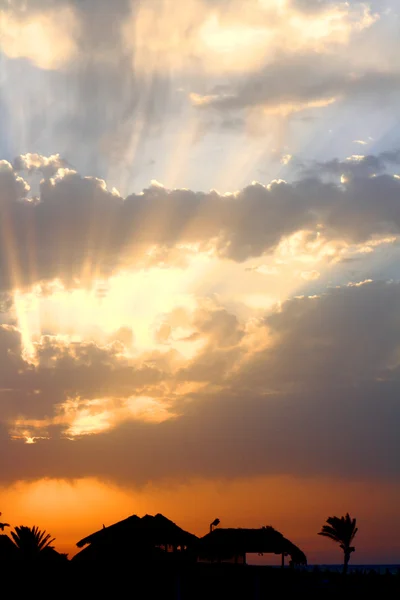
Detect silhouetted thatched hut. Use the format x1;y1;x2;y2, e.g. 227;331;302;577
195;526;307;566
73;513;198;564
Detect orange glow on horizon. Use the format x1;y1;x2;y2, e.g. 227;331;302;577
1;476;399;564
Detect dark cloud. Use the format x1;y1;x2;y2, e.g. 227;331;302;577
235;280;400;391
0;280;399;486
304;149;400;179
192;57;400;115
0;373;398;488
0;325;170;423
1;154;400;290
167;304;245;383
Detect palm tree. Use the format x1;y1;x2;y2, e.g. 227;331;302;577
10;525;55;560
318;513;358;574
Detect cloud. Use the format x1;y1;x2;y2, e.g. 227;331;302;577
1;281;400;486
0;2;80;69
0;325;174;430
0;1;399;502
305;149;400;179
0;297;246;433
235;280;400;391
185;3;400;129
1;0;375;76
0;0;172;176
0;0;396;201
123;0;375;77
13;153;70;177
246;265;280;276
1;375;397;485
1;152;400;291
1;283;400;485
300;270;320;280
191;57;400;120
0;0;388;167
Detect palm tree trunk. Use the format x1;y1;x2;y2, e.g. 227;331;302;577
343;552;349;575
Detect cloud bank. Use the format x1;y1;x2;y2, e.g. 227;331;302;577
1;277;399;487
0;150;398;291
1;0;400;500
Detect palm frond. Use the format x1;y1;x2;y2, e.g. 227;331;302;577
10;525;55;555
318;525;342;543
318;513;358;559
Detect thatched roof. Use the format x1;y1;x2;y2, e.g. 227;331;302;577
196;526;307;565
74;513;198;559
76;514;141;548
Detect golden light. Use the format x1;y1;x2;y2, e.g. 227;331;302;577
13;289;39;361
63;394;175;438
11;258;213;355
0;7;80;69
122;0;376;77
263;97;337;118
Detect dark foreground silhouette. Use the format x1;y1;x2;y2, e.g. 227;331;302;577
1;559;399;600
0;512;398;598
319;513;358;574
73;513;307;567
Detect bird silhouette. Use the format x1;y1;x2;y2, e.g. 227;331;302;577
0;523;10;531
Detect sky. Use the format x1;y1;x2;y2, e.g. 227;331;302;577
0;0;400;564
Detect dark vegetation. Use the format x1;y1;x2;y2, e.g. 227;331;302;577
318;513;358;575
